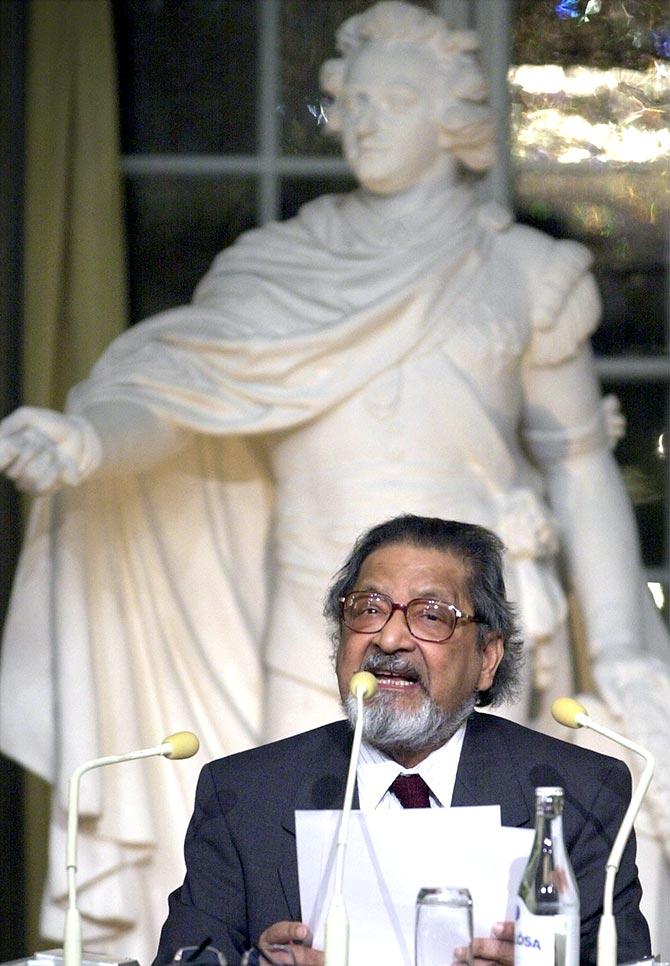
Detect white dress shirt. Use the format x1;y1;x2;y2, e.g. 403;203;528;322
356;723;467;811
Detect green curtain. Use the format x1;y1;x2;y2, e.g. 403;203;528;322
22;0;127;948
23;0;127;410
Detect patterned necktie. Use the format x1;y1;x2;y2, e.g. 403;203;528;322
389;773;432;808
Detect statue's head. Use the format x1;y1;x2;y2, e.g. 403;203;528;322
320;1;495;194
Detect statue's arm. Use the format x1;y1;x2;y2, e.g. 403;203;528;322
520;342;643;662
523;343;670;844
0;399;190;494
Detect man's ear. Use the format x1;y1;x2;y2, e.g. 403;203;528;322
477;633;504;692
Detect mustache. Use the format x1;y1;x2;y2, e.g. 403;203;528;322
360;649;427;690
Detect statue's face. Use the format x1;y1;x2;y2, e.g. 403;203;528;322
338;42;449;194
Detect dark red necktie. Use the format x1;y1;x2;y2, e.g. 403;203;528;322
389;773;432;808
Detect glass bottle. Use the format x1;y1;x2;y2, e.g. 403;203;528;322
515;786;580;965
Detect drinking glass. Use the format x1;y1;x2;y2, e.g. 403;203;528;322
415;886;473;966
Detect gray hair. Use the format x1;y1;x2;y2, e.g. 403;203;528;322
320;1;496;172
324;514;523;707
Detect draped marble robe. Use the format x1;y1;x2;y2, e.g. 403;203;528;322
2;183;668;961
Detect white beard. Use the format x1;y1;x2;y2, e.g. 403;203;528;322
343;688;476;759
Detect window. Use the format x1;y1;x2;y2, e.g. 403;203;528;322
114;0;669;618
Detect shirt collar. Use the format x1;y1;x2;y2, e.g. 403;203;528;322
357;723;467;811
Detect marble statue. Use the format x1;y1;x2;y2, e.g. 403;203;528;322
1;2;668;961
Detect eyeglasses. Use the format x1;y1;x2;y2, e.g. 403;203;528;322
339;591;481;643
241;944;298;965
172;945;227;965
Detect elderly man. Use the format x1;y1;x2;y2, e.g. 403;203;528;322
1;2;667;959
153;515;650;966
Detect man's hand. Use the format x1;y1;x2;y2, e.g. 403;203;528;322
257;921;323;965
469;920;515;965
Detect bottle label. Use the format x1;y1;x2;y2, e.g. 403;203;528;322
514;897;579;965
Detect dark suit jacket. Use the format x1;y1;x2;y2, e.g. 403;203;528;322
154;712;650;965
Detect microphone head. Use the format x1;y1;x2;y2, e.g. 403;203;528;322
162;731;200;759
551;697;588;729
349;671;378;700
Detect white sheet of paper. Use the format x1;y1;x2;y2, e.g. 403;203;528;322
296;807;533;966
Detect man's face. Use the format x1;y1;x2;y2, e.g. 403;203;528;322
338;43;450;195
335;542;503;760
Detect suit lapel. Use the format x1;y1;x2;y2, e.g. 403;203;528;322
277;714;531;920
452;712;531;828
278;722;354;920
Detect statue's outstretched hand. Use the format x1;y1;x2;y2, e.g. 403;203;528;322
0;406;102;494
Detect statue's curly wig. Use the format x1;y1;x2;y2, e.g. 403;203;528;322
320;1;496;172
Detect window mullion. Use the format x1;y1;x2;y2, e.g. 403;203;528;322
256;0;281;224
475;0;513;208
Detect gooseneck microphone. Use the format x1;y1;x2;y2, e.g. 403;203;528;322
551;698;654;966
64;731;200;966
324;672;378;966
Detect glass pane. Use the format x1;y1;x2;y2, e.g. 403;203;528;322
591;264;667;356
114;0;257;154
280;175;357;221
510;0;669;355
124;176;257;321
279;0;434;156
602;380;668;568
513;1;670;68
